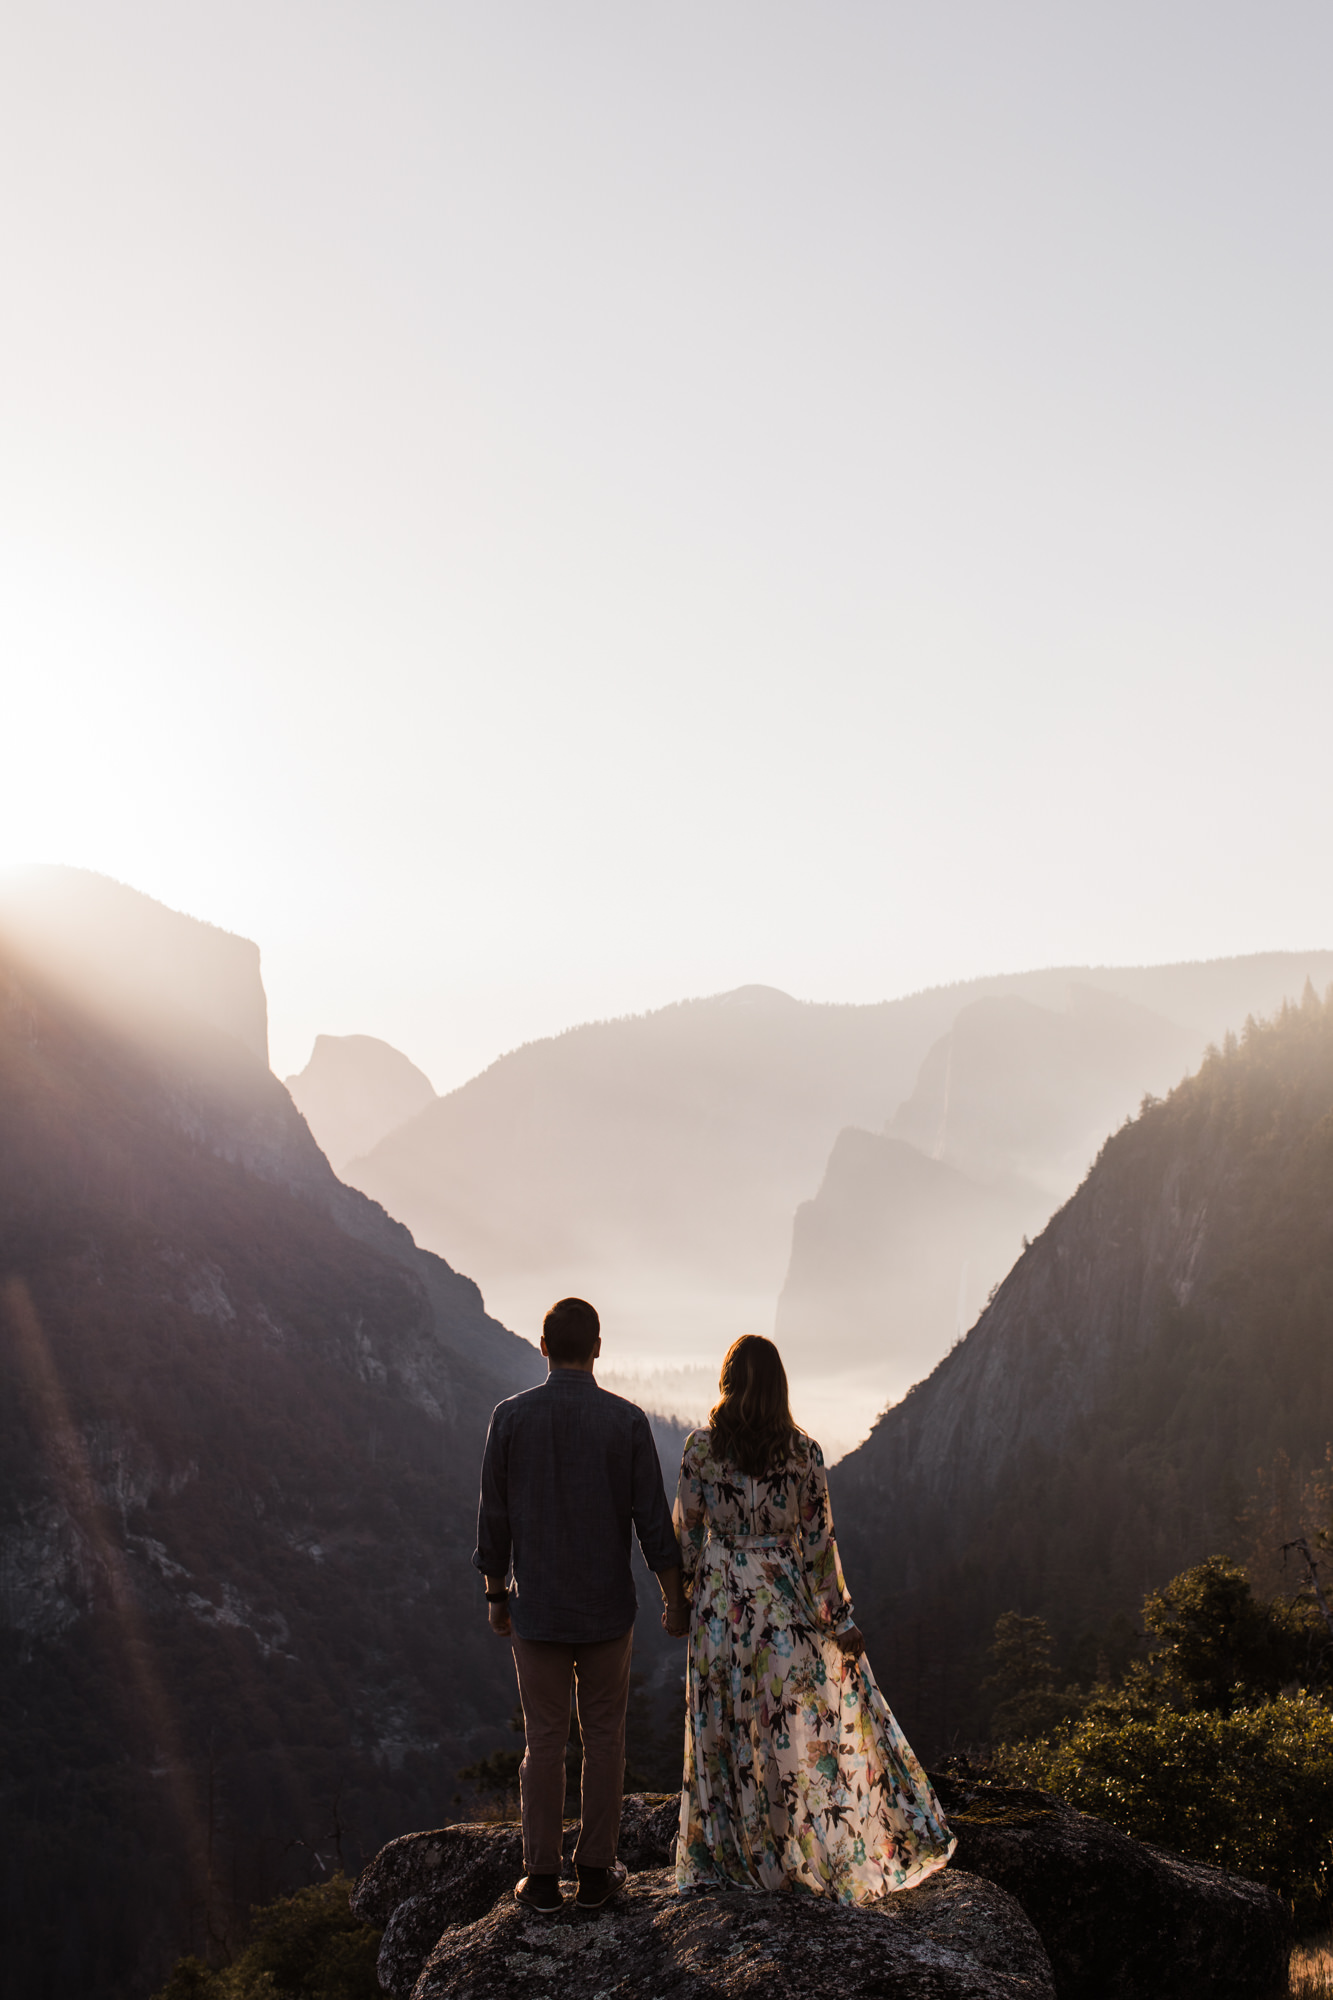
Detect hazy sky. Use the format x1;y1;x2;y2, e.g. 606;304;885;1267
3;3;1330;1087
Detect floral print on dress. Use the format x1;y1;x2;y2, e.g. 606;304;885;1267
673;1427;955;1903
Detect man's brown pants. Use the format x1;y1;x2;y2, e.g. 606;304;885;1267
509;1626;635;1874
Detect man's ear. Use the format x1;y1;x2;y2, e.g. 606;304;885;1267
540;1335;549;1356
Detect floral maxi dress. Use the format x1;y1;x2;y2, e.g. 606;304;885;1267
674;1428;955;1902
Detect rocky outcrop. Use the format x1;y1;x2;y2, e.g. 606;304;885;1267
413;1868;1053;2000
351;1793;679;1933
352;1801;1053;2000
353;1797;683;1997
933;1772;1291;2000
353;1786;1293;2000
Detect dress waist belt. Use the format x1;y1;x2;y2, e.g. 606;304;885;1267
707;1532;795;1550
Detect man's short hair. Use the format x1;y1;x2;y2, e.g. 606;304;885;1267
543;1297;600;1364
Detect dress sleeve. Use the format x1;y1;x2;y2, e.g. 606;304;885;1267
798;1440;856;1633
673;1433;708;1591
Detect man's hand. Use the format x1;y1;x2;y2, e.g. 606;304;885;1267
484;1577;512;1637
656;1563;690;1638
834;1625;865;1658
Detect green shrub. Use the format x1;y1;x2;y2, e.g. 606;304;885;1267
997;1690;1333;1923
1141;1555;1327;1711
152;1874;381;2000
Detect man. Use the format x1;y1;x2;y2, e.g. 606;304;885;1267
474;1296;689;1915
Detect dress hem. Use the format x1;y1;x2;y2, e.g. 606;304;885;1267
674;1834;958;1904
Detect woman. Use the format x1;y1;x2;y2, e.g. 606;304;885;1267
673;1336;954;1902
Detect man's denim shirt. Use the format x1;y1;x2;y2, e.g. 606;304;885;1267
473;1370;680;1644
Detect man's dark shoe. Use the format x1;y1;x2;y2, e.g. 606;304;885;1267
575;1861;627;1910
514;1872;564;1915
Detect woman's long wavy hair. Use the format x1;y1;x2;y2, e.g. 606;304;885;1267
708;1336;797;1477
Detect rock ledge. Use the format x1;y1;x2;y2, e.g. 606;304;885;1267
933;1770;1291;1999
353;1795;1050;1999
352;1783;1291;2000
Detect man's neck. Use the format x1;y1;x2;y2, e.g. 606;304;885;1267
548;1360;597;1377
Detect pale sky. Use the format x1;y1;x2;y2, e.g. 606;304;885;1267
3;3;1330;1088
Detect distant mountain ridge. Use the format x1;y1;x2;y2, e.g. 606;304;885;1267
830;982;1333;1756
343;951;1333;1451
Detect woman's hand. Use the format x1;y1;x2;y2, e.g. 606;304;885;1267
834;1625;865;1658
662;1604;691;1638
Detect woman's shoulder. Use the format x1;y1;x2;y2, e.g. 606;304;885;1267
682;1426;712;1463
790;1428;825;1468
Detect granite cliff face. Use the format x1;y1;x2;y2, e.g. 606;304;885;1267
774;1128;1037;1385
831;986;1333;1753
0;863;271;1062
0;894;541;1998
775;985;1200;1406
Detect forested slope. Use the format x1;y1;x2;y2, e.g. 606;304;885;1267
0;929;542;1999
832;985;1333;1756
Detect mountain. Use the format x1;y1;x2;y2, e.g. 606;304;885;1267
344;953;1333;1449
889;984;1197;1197
0;863;269;1061
286;1034;437;1176
829;983;1333;1759
775;984;1200;1430
0;881;545;1998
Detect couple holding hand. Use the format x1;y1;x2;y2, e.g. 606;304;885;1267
474;1297;953;1915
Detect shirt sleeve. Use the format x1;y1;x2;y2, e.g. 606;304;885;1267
472;1405;512;1579
630;1410;682;1574
798;1440;856;1633
672;1433;708;1590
